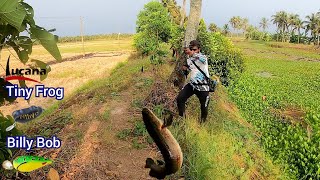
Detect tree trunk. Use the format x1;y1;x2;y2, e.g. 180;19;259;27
168;0;202;89
180;0;186;27
183;0;202;46
282;24;285;42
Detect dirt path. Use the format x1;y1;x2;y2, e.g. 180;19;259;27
55;90;157;179
25;70;159;180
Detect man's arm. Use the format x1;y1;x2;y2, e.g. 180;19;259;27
182;59;190;77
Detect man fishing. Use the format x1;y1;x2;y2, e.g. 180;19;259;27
176;40;210;123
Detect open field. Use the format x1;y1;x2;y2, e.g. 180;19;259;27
230;38;320;179
0;39;132;118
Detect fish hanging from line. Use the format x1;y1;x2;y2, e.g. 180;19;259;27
13;155;53;172
12;106;44;123
142;108;183;179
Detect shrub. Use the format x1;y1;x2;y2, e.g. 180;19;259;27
245;27;272;41
134;1;173;64
133;32;158;56
134;1;172;54
197;19;244;86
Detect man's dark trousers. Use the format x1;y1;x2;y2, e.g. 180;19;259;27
176;83;210;123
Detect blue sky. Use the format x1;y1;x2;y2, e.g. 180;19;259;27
25;0;320;37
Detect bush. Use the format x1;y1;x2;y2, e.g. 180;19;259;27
197;19;244;86
133;32;158;56
134;1;174;64
149;43;170;65
245;27;272;42
169;24;185;57
134;1;172;49
289;34;311;44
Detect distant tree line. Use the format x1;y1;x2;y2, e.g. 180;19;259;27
209;10;320;45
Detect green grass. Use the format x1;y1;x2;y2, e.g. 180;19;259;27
117;129;131;140
57;33;133;43
87;38;285;178
102;107;111;121
169;86;287;180
86;46;286;179
230;40;320;179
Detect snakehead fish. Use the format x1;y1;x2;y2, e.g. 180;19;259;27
142;108;183;179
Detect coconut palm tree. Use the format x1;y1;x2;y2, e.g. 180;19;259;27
245;25;256;39
279;11;289;42
241;18;249;35
208;23;218;32
229;16;241;36
305;13;320;45
222;24;230;36
294;18;304;43
271;12;282;41
316;20;320;45
288;14;299;34
259;17;269;32
229;16;237;36
272;11;289;42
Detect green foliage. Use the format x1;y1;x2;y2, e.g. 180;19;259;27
169;24;185;53
271;10;320;45
150;43;170;65
197;19;244;86
169;87;286;179
0;113;21;174
0;78;16;104
161;0;182;25
134;1;174;64
133;31;159;56
245;26;272;41
0;0;61;168
208;23;219;33
117;129;131;140
289;34;310;44
136;1;172;43
229;40;320;179
0;1;61;62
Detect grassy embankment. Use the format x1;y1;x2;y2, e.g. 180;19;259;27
3;35;288;179
19;39;287;179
